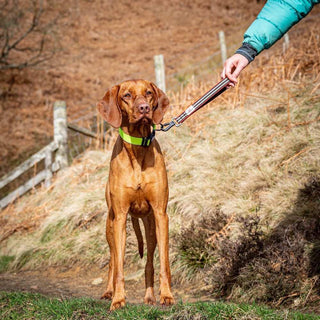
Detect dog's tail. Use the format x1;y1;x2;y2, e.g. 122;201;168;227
132;217;144;258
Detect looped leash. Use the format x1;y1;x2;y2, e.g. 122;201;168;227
118;78;230;146
156;78;230;132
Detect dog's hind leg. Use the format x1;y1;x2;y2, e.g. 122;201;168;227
142;212;157;305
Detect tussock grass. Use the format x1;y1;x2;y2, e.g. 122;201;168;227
0;255;15;272
0;149;149;273
161;26;320;309
0;151;111;269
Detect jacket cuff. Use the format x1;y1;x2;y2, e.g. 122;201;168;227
235;43;258;63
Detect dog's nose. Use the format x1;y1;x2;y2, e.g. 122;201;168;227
138;103;150;114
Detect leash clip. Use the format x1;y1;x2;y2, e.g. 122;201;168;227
156;118;182;132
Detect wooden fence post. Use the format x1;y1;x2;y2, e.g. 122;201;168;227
154;54;166;92
219;30;227;65
54;101;68;169
283;33;289;53
44;148;53;188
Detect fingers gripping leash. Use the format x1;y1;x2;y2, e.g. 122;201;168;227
156;78;230;132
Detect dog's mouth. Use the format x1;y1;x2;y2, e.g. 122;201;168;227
132;114;152;125
140;116;151;124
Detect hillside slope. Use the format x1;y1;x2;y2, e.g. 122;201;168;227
1;0;320;313
1;49;320;313
1;0;266;175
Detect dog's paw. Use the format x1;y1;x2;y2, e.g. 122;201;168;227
100;290;113;300
144;295;156;305
110;296;126;310
144;287;156;305
160;293;175;306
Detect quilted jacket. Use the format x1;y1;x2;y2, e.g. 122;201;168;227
236;0;320;62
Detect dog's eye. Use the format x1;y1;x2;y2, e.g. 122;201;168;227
123;92;131;99
146;90;153;96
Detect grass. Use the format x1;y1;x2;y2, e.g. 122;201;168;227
0;256;15;272
0;150;111;270
0;291;318;320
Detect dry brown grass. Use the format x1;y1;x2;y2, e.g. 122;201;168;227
0;0;267;177
0;18;320;310
163;25;320;310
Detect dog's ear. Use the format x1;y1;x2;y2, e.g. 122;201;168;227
97;85;122;128
150;83;170;125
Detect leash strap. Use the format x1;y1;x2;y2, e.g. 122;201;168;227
119;125;156;147
157;78;230;132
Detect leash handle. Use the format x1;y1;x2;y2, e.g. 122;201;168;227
157;78;230;132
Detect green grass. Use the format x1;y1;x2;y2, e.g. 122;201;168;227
0;256;15;272
0;291;318;320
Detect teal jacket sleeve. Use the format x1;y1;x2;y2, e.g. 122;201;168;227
236;0;320;61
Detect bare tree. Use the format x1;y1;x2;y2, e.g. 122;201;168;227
0;0;59;70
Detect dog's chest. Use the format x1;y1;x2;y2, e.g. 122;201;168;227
109;143;167;216
129;186;151;217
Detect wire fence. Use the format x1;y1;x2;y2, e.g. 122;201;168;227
3;16;315;203
1;3;319;208
66;33;233;160
28;18;314;164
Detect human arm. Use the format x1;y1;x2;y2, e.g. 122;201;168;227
243;0;319;54
222;0;320;84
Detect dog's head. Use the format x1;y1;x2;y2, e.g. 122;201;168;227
97;79;170;128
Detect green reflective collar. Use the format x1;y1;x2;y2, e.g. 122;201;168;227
119;125;156;147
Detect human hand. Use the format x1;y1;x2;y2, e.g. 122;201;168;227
221;54;249;86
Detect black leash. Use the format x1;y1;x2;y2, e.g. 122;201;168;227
156;78;230;132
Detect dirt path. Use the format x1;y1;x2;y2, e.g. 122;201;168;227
0;267;206;304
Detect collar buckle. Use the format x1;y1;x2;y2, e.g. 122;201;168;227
141;130;155;147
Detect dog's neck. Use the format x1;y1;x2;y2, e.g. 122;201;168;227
118;122;155;164
120;122;153;138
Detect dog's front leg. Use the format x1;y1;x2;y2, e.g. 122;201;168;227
101;209;114;300
153;210;175;306
110;208;128;311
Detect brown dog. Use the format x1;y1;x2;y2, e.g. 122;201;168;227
97;79;175;310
